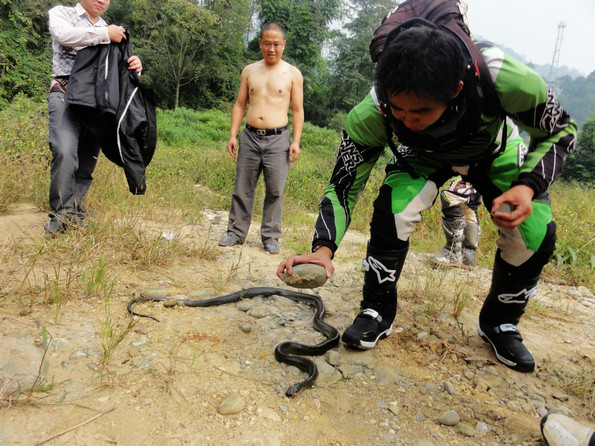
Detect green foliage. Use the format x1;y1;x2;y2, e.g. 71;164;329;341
258;0;340;68
554;72;595;128
560;115;595;184
125;0;218;109
0;0;53;106
104;0;255;110
326;0;395;113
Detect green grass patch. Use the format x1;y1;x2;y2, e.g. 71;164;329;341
1;97;593;291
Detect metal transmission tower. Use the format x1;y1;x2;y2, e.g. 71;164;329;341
547;21;566;81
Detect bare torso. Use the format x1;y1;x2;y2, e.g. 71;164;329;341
244;60;297;129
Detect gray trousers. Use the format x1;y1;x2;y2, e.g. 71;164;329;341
47;91;101;222
226;127;290;245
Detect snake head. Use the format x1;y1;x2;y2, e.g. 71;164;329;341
285;385;301;397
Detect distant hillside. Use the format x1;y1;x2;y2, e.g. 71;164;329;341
475;36;585;80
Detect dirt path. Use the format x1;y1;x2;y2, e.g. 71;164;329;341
0;204;593;445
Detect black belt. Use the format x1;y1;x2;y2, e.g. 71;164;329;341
246;124;288;136
50;76;70;93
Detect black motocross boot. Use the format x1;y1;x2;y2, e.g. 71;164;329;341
478;255;540;373
342;242;408;349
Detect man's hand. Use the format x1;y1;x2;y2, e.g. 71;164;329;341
227;137;238;158
127;55;142;73
107;24;126;43
277;246;334;281
491;185;534;228
289;142;300;162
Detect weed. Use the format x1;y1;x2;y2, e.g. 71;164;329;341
84;256;111;296
452;275;473;320
527;297;550;317
189;226;219;261
209;249;244;294
99;294;137;371
409;266;449;317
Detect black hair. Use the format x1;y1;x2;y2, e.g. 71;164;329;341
260;23;285;40
375;25;465;105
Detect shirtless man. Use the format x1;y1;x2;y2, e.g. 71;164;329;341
219;23;304;254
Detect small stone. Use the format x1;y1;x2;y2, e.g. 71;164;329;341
443;381;455;395
0;337;50;392
476;421;489;433
437;410;460;426
464;370;475;380
217;393;245;415
549;406;571;416
132;336;148;347
552;392;569;401
259;407;281;421
423;383;436;392
313;358;343;386
325;350;341;366
163;298;178;307
475;380;489;393
236;301;252;312
283;264;327;289
239;323;253;333
249;306;269;318
141;288;168;298
387;401;400;415
458;422;476;436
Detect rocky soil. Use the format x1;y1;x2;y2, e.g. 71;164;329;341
0;204;593;446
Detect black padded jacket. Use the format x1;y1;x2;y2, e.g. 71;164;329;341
65;33;157;195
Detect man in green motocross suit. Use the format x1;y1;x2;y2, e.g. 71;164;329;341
278;23;576;373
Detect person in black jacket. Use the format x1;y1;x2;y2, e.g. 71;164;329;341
45;0;142;235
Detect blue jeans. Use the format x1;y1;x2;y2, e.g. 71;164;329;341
47;91;101;222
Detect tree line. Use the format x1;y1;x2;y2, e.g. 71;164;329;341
1;0;593;182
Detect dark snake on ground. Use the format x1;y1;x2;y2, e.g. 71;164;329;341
127;287;340;397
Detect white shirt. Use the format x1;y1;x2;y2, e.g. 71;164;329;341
48;3;110;77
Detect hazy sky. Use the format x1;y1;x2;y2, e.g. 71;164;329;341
464;0;594;76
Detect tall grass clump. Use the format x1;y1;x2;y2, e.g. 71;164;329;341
547;181;595;287
0;94;49;212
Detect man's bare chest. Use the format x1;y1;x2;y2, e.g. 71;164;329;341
248;72;292;99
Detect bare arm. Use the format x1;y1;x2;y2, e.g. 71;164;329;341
289;68;304;162
227;67;250;158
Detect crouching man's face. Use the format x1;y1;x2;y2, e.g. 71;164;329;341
387;81;463;132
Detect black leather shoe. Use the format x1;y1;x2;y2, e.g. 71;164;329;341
478;322;535;373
